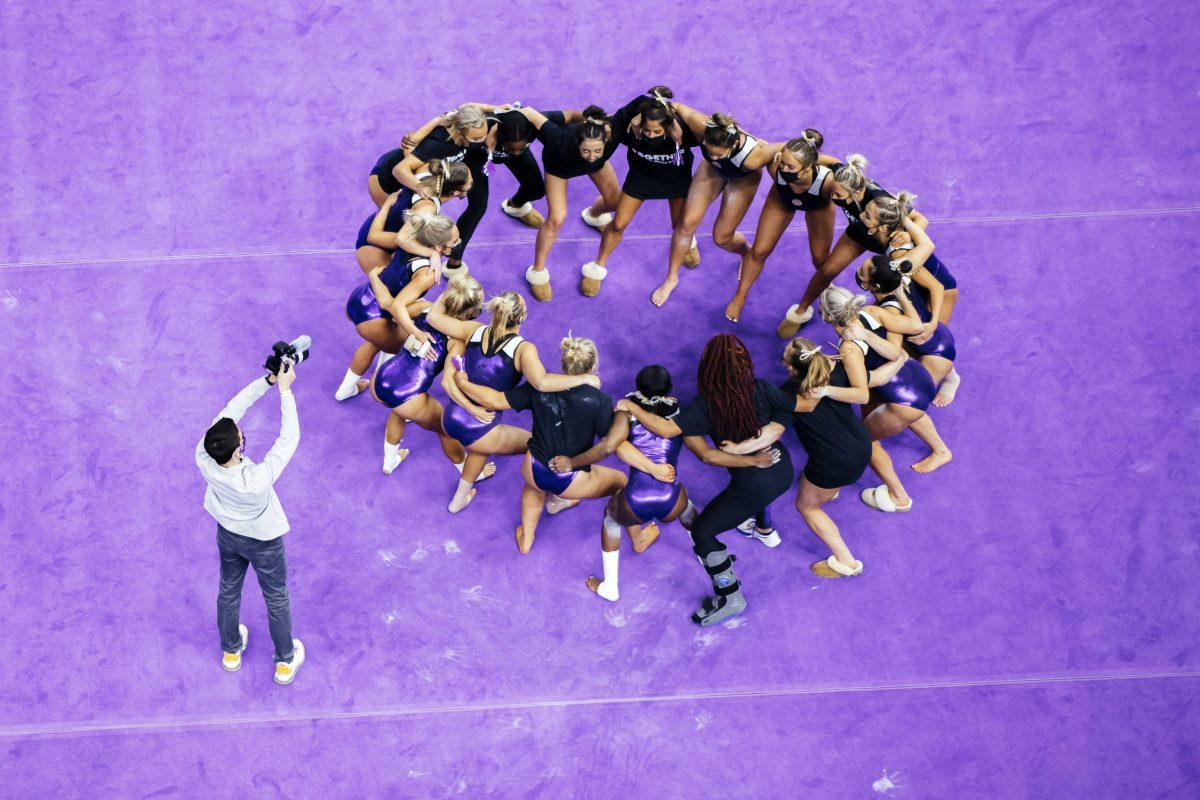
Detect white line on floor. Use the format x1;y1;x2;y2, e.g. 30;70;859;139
2;205;1197;271
2;669;1198;740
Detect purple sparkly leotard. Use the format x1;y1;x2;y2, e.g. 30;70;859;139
443;327;526;447
854;310;935;411
880;286;956;362
623;410;683;522
345;250;434;326
371;311;448;408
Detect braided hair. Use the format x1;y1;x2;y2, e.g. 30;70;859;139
575;105;611;146
697;334;760;442
423;159;471;198
630;364;678;418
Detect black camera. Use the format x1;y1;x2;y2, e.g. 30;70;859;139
264;335;312;376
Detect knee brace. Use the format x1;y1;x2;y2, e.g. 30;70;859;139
602;509;622;543
691;550;747;626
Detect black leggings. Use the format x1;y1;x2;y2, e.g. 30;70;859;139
689;485;777;558
449;165;489;263
505;149;547;207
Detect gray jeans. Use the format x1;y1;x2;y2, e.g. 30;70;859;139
217;524;293;663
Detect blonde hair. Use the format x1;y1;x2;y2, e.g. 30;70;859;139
819;284;868;327
833;153;869;191
447;103;487;134
560;334;598;375
870;191;917;232
405;212;457;248
422;159;471;198
486;291;527;344
441;274;484;321
783;337;834;396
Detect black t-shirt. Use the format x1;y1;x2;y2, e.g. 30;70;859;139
504;384;614;468
412;128;490;172
829;164;893;231
536;110;627;179
676;379;794;497
489;109;565;162
782;365;871;468
614;95;697;179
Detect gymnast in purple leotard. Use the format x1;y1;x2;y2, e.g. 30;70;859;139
819;284;950;515
857;218;962;417
354;159;472;276
336;212;466;403
455;336;642;556
425;290;599;513
558;365;700;603
854;220;958;478
368;275;483;476
868;201;960;325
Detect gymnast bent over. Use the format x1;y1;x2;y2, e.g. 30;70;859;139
616;334;790;626
559;365;698;603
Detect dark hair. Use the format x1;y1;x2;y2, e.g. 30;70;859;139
497;112;535;146
865;255;913;293
635;85;676;128
204;418;240;463
702;112;739;149
697;334;760;442
576;105;611;145
782;128;824;171
631;364;678;418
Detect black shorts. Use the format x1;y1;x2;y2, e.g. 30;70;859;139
623;165;691;201
371;148;403;195
802;447;870;490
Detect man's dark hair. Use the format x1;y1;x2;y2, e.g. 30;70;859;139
204;418;240;463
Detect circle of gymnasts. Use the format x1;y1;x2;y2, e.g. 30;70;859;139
337;88;961;626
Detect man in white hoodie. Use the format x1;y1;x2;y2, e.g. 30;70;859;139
195;359;305;685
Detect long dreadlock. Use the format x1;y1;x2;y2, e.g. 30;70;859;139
697;334;760;443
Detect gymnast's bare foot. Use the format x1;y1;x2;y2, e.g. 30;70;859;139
724;294;747;323
515;525;535;554
911;449;952;474
651;277;678;307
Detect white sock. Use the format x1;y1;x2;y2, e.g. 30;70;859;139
679;501;698;528
334;369;363;401
448;477;475;513
596;549;620;601
378;351;395;366
383;438;402;472
936;367;961;400
454;460;465;473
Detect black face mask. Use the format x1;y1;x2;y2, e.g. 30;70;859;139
780;169;802;184
466;140;487;150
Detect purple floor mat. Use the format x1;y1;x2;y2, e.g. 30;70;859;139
2;0;1198;797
